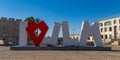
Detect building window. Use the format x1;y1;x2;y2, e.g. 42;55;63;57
109;34;112;39
119;19;120;24
101;28;103;32
109;27;112;31
105;28;107;32
113;20;117;24
105;21;111;26
99;23;103;27
105;35;108;39
101;35;103;38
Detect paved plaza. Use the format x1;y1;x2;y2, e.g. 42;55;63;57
0;46;120;60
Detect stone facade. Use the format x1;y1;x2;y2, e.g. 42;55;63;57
70;34;80;39
0;17;21;45
98;17;120;42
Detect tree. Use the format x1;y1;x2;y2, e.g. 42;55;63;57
25;16;34;23
25;16;41;23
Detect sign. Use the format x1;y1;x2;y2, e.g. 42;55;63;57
26;21;48;46
19;21;103;47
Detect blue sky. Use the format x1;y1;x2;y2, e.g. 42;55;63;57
0;0;120;36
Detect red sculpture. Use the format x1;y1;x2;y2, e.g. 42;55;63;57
26;20;48;46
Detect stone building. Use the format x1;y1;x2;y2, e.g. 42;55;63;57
98;16;120;45
70;34;80;39
98;16;120;40
0;17;21;45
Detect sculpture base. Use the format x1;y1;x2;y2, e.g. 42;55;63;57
10;46;111;51
77;46;111;51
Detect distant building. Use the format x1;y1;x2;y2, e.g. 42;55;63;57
98;16;120;43
70;34;93;41
0;17;21;45
70;34;80;39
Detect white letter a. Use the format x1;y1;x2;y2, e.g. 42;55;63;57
79;21;103;47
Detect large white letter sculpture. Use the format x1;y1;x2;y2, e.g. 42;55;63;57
18;21;103;47
42;22;61;46
62;21;78;46
43;21;78;47
79;21;103;47
19;21;27;46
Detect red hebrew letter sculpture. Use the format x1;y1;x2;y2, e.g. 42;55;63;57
26;20;48;46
